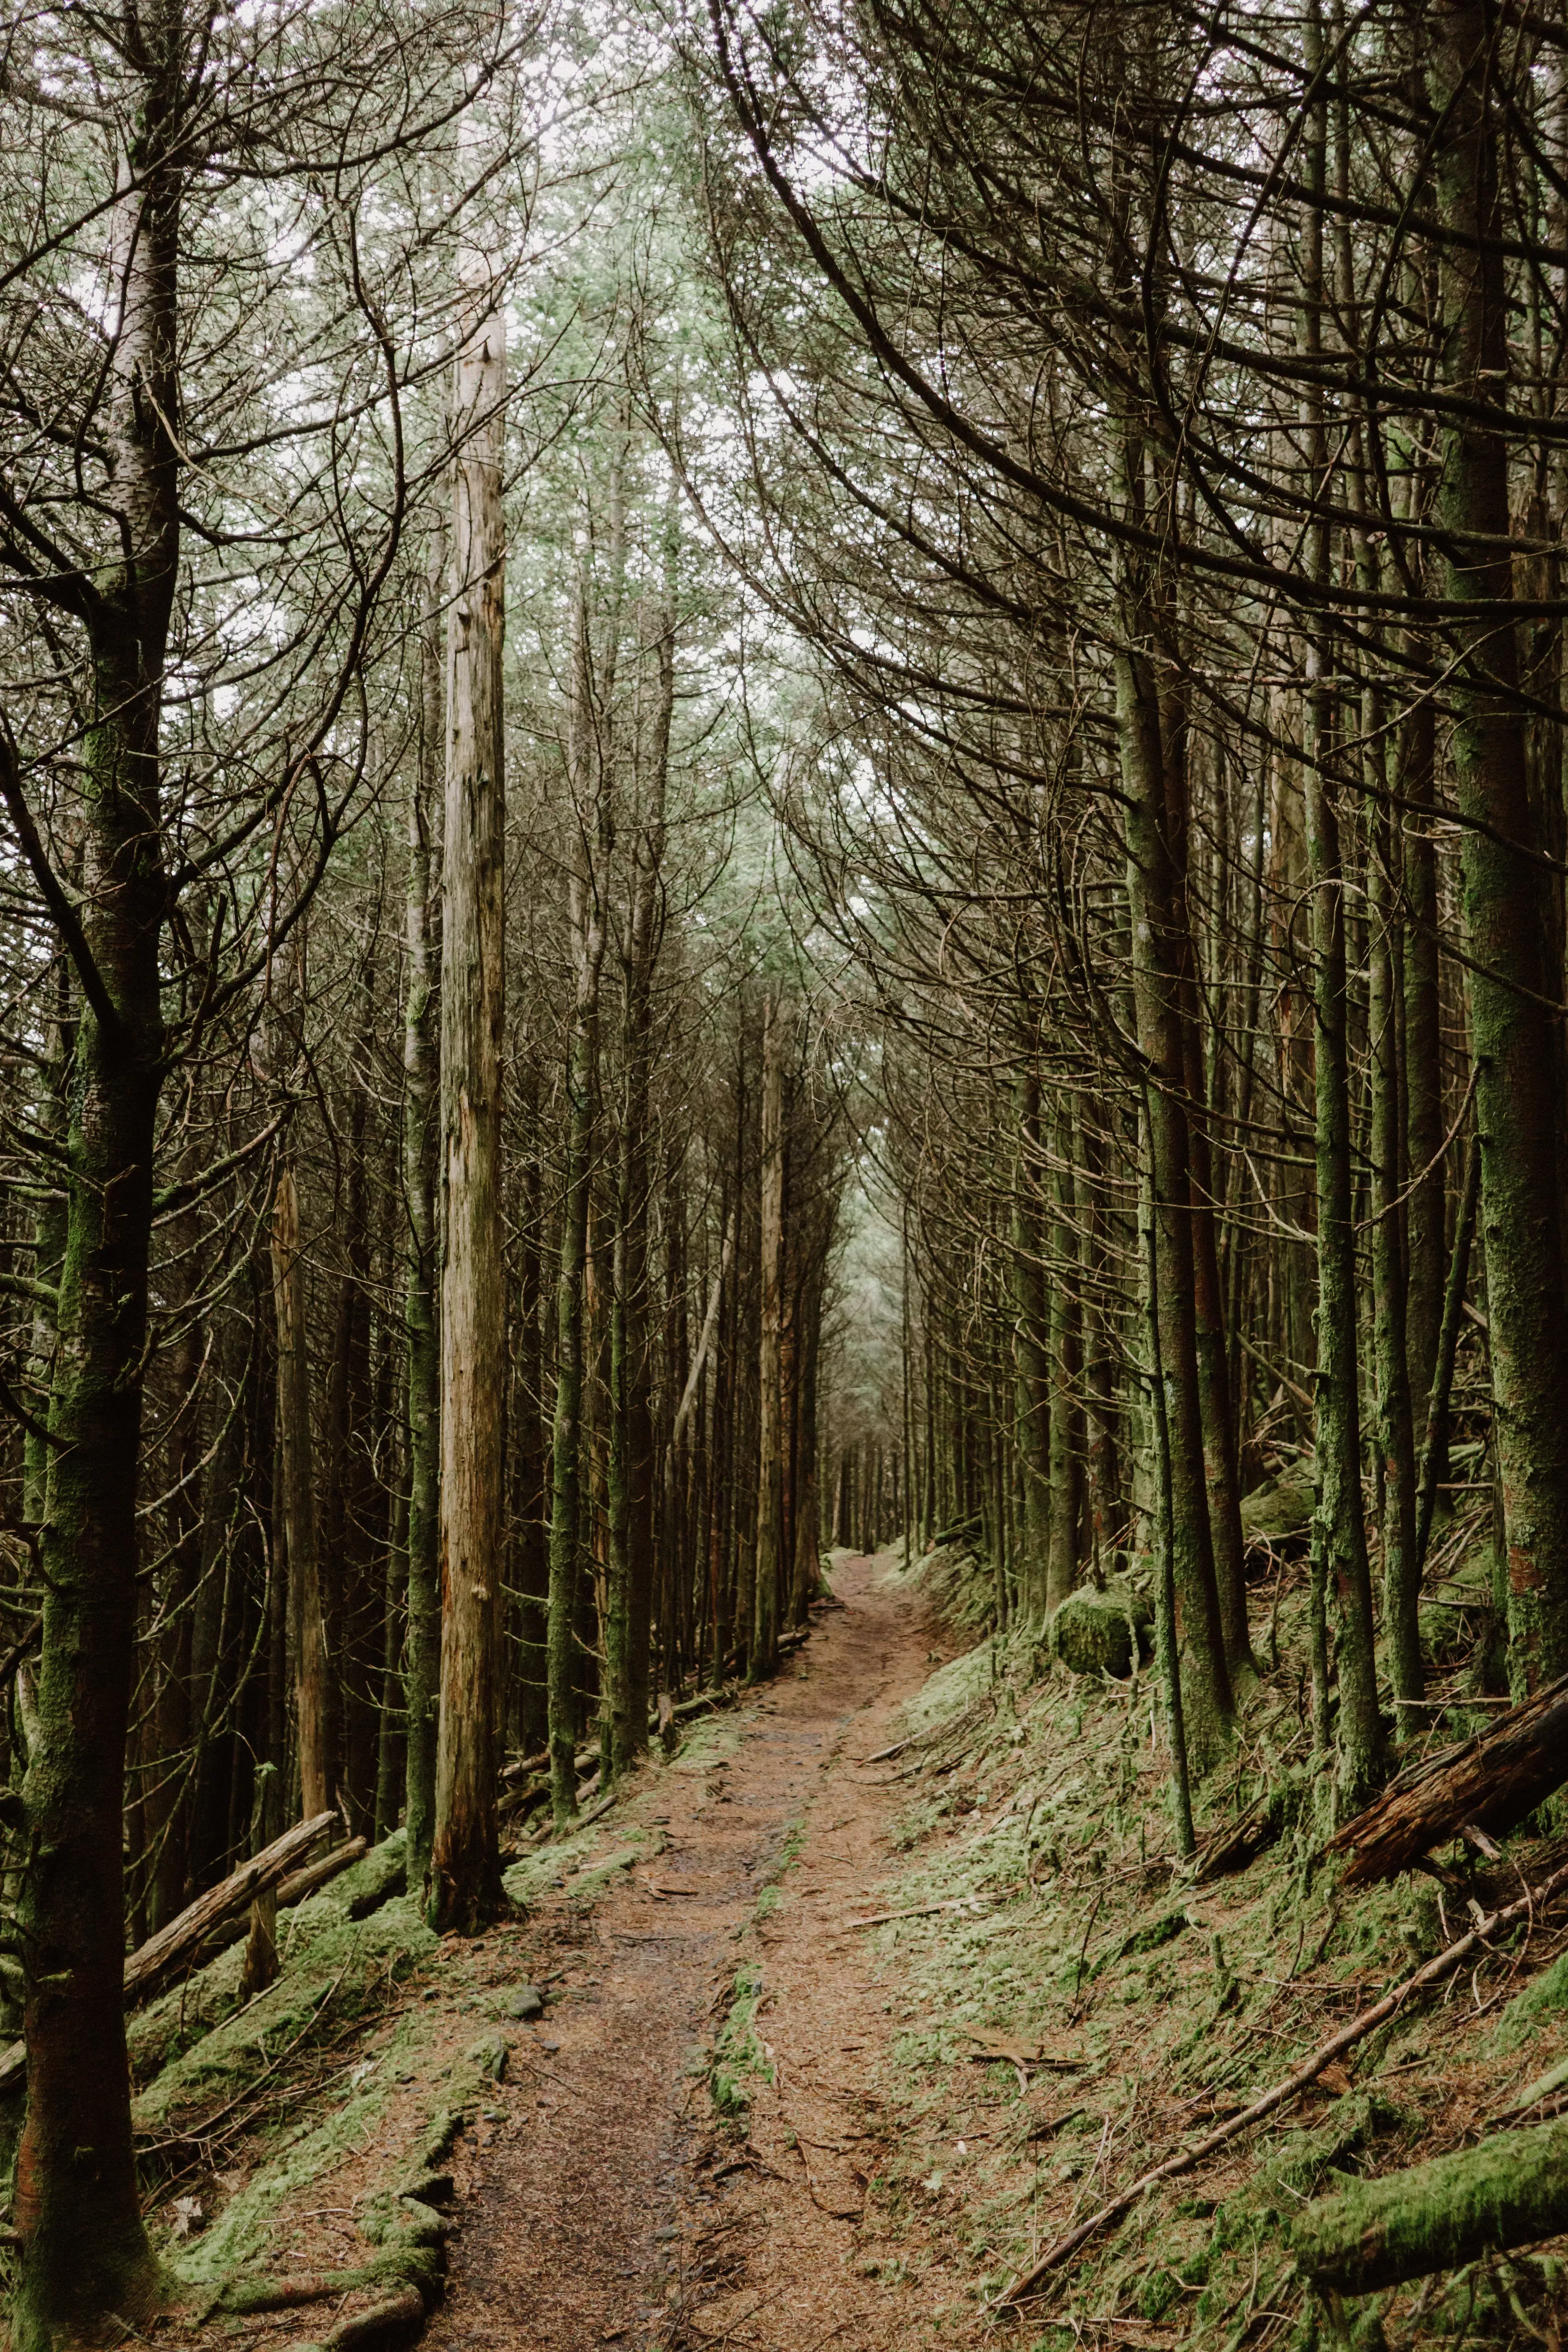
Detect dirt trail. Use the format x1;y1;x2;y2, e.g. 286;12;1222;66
426;1553;969;2352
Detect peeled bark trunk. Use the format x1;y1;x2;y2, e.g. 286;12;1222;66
402;558;442;1893
431;214;506;1933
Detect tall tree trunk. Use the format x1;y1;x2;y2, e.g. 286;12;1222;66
1401;690;1445;1414
548;580;612;1828
1429;0;1568;1689
150;1236;203;1928
1114;556;1235;1762
271;1163;330;1817
1009;1067;1052;1616
325;1002;377;1833
12;82;181;2337
750;989;785;1681
1045;1097;1081;1611
1302;0;1382;1803
606;578;672;1780
431;207;506;1933
403;553;441;1894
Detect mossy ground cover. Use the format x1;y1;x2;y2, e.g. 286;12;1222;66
848;1539;1568;2350
15;1718;724;2341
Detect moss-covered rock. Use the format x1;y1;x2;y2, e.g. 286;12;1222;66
1239;1470;1314;1548
1048;1583;1153;1679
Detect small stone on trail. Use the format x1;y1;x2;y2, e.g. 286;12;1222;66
541;2037;561;2052
506;1985;545;2020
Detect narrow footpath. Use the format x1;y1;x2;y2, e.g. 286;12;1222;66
425;1552;977;2352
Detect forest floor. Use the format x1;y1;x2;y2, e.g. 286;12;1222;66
411;1543;981;2352
142;1534;1568;2352
157;1547;988;2352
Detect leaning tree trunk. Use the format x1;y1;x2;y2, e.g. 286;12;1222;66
1428;0;1568;1690
403;541;442;1897
430;206;506;1935
10;92;180;2348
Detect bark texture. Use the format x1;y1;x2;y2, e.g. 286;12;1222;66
431;218;506;1933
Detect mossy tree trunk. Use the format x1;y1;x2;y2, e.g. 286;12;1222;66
1428;0;1568;1690
10;59;184;2343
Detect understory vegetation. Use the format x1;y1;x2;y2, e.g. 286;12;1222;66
837;1539;1568;2351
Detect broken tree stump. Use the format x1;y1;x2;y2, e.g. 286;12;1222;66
1327;1673;1568;1886
1292;2114;1568;2294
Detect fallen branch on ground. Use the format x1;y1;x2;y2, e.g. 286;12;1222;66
993;1857;1568;2308
844;1891;1014;1929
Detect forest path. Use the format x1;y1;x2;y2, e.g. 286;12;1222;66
426;1551;962;2352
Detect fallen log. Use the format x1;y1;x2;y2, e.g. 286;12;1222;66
1292;2114;1568;2295
1327;1673;1568;1886
277;1837;368;1910
993;1857;1568;2307
0;1809;336;2097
